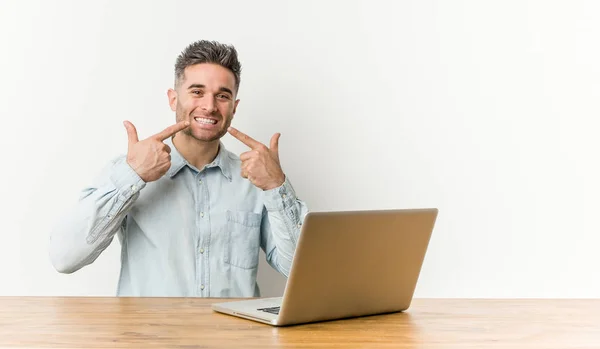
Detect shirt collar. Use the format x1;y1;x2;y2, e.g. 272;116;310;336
165;136;233;181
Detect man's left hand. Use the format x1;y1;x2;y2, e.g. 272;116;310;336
228;127;285;190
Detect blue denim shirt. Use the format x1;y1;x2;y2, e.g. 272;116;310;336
49;136;309;297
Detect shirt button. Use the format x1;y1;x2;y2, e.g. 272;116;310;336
131;185;137;191
200;285;205;290
282;194;287;198
200;248;204;254
198;179;202;184
200;212;204;217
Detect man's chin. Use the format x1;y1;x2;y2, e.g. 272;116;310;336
188;129;226;143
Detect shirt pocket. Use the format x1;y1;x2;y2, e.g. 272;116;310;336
224;210;262;269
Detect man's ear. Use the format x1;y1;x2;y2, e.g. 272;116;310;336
167;88;177;112
232;99;240;116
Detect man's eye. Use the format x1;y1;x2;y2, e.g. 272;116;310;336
217;94;230;100
192;90;203;95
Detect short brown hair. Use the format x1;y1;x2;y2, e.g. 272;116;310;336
174;40;242;92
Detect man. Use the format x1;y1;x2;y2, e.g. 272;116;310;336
49;40;309;297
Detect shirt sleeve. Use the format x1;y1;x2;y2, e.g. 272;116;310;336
48;155;146;273
260;175;309;277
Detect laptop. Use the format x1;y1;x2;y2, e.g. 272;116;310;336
212;208;438;326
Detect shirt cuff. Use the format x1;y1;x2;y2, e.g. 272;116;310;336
263;176;297;212
109;157;146;198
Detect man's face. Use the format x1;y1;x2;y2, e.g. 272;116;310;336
168;63;239;142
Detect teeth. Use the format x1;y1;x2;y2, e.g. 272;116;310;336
194;117;217;125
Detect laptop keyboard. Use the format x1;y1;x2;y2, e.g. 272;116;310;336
257;306;280;315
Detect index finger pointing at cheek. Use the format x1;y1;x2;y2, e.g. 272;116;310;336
154;120;190;141
228;126;262;149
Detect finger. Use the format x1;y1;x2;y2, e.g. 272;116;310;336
241;161;250;173
123;121;139;146
270;133;281;156
163;144;171;154
240;150;256;162
241;169;249;178
154;120;190;141
228;127;262;149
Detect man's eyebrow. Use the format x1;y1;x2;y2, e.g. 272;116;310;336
218;87;233;96
186;84;233;96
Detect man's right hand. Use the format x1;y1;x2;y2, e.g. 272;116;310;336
123;120;190;182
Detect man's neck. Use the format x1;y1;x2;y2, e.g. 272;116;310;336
172;133;220;170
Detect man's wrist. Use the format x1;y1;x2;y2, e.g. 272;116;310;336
265;174;285;191
263;175;297;212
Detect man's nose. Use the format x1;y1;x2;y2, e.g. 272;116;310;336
200;95;217;113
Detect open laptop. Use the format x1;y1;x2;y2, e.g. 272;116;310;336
212;208;438;326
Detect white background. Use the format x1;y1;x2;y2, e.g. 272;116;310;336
1;0;598;298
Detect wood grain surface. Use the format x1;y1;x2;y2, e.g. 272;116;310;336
0;297;598;348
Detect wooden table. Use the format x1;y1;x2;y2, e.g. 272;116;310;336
0;297;598;348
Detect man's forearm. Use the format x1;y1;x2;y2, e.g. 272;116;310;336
262;176;309;276
49;156;145;273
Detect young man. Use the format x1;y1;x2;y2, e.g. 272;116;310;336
49;40;309;297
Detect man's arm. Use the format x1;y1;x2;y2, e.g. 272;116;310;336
49;119;189;273
260;176;309;277
49;156;145;273
225;126;310;276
